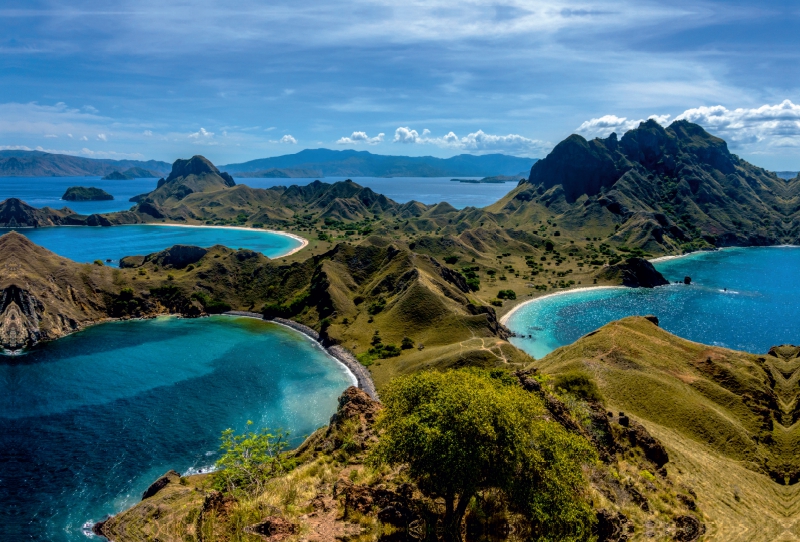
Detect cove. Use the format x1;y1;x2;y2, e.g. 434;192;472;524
1;224;304;264
0;315;354;541
506;247;800;359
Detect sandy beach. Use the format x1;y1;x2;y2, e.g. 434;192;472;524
499;285;626;326
126;222;310;257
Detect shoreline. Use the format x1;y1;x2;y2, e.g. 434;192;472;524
499;286;627;326
126;222;310;258
222;311;378;400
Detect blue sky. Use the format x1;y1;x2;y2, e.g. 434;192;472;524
1;0;799;169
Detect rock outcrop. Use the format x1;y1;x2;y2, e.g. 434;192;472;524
595;257;669;288
0;198;86;227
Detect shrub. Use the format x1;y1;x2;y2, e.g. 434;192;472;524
401;337;415;349
497;289;517;300
466;277;480;291
367;297;386;315
444;255;459;264
212;422;290;495
93;260;104;266
553;371;603;402
490;299;503;307
370;369;596;530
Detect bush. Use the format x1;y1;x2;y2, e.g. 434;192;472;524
367;297;386;315
401;337;415;349
466;277;480;291
553;371;603;402
93;260;104;266
497;289;517;300
213;422;290;495
490;299;503;307
444;255;459;264
370;369;596;530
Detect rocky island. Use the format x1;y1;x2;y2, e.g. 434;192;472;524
62;186;114;201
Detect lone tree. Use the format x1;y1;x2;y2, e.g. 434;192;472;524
370;369;596;531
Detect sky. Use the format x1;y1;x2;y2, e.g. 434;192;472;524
1;0;799;169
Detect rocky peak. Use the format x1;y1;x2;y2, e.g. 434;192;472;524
167;155;228;183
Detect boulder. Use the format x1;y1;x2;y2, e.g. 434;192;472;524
596;257;669;288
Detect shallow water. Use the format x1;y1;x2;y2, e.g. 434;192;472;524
507;247;800;358
4;224;302;264
0;316;354;541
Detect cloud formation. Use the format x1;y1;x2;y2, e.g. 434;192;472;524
576;114;671;138
391;127;546;157
336;131;385;145
279;134;297;144
188;127;214;139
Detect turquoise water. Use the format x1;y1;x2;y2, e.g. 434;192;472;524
0;315;354;541
4;224;302;264
507;247;800;358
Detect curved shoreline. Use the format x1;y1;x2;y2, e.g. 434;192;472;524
124;222;309;258
499;286;626;326
222;311;378;400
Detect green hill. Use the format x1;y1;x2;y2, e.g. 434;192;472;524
62;186;114;201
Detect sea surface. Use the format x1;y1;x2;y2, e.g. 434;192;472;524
0;175;516;211
507;247;800;358
3;224;302;264
0;316;354;541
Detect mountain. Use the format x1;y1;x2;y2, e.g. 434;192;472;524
489;119;795;251
0;198;85;227
0;150;171;177
62;186;114;201
221;149;537;178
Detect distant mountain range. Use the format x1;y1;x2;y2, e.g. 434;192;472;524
0;151;171;177
0;149;537;179
220;149;537;178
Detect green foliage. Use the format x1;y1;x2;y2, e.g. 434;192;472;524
370;369;596;529
553;371;603;403
367;297;386;315
261;291;310;318
191;291;232;314
444;255;459;264
401;337;415;349
213;422;290;495
490;299;503;307
93;260;104;266
497;289;517;300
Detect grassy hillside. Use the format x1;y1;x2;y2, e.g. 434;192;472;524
532;316;800;541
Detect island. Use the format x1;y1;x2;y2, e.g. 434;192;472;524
450;173;526;183
61;186;114;201
101;167;161;180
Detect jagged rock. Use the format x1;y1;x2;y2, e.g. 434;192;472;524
673;515;705;542
141;470;180;500
627;420;669;468
248;516;297;539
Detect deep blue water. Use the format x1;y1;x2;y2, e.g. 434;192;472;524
507;247;800;358
0;316;354;541
4;225;302;264
0;175;515;212
0;176;159;215
239;176;516;209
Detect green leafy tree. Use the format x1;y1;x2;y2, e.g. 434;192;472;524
370;369;596;530
213;422;290;495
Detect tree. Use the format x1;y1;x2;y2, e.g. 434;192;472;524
213;422;290;495
370;369;596;531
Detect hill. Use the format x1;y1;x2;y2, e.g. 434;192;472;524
101;166;161;180
221;149;537;178
488;120;793;252
0;150;170;177
532;316;800;541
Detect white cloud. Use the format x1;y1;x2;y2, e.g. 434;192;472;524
392;127;546;156
143;130;153;136
336;131;385;145
675;100;800;148
44;134;58;138
576;114;671;138
66;133;73;138
97;133;107;141
188;127;214;139
576;100;800;151
80;135;88;141
279;134;297;144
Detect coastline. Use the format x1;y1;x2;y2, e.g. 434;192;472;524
128;222;309;258
223;311;378;400
499;285;626;326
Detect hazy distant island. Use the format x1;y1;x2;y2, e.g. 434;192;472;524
0;150;170;177
61;186;114;201
101;167;161;180
450;173;527;183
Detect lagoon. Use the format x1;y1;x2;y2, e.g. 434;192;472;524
0;316;354;541
506;247;800;358
3;224;303;264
